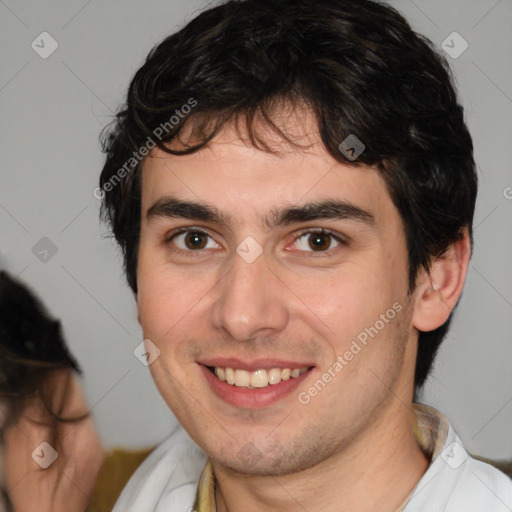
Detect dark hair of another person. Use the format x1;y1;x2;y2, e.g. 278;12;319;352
0;271;82;429
99;0;477;391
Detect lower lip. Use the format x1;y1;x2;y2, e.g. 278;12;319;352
200;365;312;409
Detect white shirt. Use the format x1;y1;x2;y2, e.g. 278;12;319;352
113;404;512;512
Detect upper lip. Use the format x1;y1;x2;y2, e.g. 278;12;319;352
199;358;314;372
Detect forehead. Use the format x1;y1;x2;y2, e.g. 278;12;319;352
140;109;394;228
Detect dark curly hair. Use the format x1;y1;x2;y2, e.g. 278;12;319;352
99;0;477;391
0;271;88;510
0;271;82;428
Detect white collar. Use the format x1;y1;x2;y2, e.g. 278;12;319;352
113;405;512;512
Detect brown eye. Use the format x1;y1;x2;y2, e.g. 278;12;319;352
294;230;342;253
308;233;332;251
184;232;208;249
171;230;219;251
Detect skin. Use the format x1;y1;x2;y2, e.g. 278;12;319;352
3;371;105;512
136;107;471;512
1;107;469;512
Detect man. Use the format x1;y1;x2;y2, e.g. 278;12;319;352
100;0;510;510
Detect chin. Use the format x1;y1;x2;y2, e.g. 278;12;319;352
209;434;330;477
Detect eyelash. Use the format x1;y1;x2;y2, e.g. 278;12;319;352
164;227;347;257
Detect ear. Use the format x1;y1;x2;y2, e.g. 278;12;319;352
412;228;471;332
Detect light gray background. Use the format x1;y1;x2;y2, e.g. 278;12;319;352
1;0;511;459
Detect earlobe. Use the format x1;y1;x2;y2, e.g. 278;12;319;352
412;228;471;332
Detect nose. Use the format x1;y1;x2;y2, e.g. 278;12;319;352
211;250;289;342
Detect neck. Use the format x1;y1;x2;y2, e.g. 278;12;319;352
214;403;429;512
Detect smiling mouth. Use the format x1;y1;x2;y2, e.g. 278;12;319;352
207;366;310;389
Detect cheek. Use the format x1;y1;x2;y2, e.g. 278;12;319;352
293;261;408;358
137;243;182;332
295;267;389;327
136;262;214;352
136;270;178;340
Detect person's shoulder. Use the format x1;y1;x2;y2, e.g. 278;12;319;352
122;424;206;487
112;425;206;512
448;456;512;511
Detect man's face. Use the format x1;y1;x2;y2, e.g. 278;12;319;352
136;111;419;476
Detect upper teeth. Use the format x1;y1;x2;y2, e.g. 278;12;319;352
214;367;308;388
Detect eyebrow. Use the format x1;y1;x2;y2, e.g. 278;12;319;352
146;197;375;229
